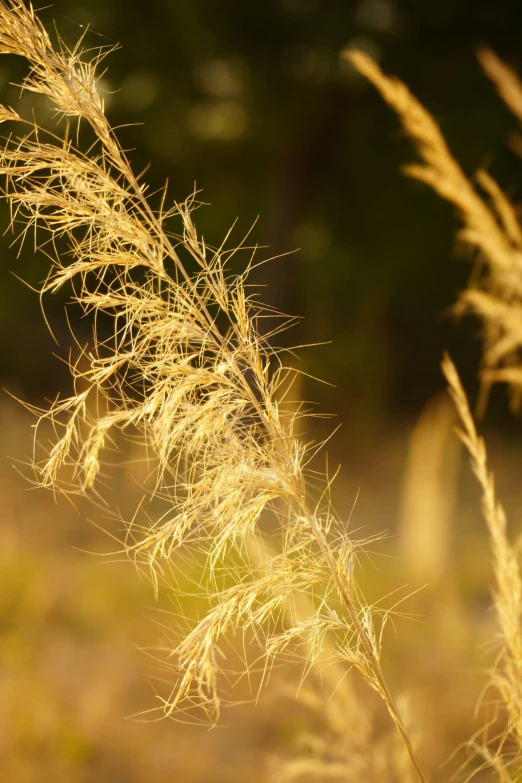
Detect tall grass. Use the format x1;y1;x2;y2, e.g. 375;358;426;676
5;1;522;779
347;48;522;779
0;2;426;781
347;50;522;417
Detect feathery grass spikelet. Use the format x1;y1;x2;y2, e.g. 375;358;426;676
0;3;425;780
347;49;522;415
443;355;522;769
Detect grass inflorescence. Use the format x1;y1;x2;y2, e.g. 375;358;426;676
0;2;427;781
347;46;522;780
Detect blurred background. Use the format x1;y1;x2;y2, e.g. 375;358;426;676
4;0;522;443
3;0;522;780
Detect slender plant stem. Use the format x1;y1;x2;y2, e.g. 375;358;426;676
297;499;427;783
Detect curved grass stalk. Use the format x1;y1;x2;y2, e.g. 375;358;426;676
347;49;522;416
443;356;522;762
0;3;425;780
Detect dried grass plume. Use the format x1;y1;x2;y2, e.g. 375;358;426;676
0;3;426;781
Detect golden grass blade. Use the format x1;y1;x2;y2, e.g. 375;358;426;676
398;392;461;584
443;354;522;759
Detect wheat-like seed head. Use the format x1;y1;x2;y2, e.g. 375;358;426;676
347;49;522;416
